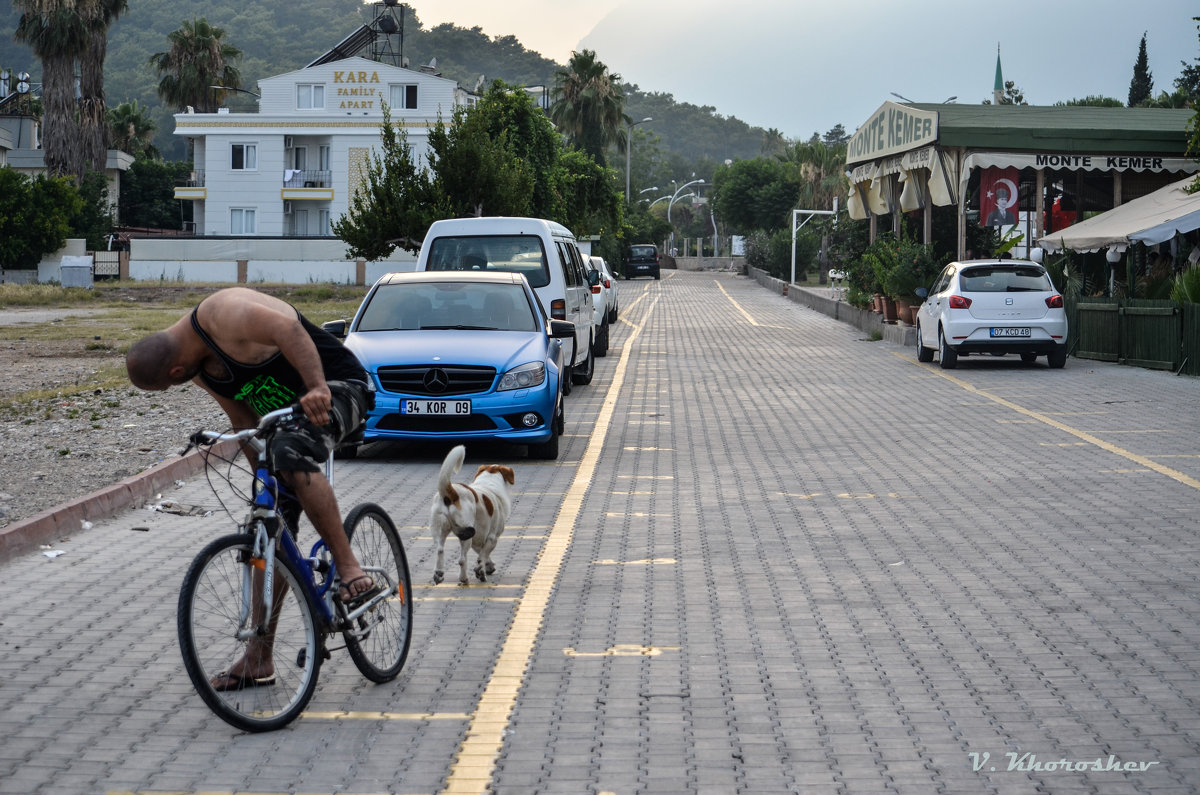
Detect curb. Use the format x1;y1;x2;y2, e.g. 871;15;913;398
0;440;239;564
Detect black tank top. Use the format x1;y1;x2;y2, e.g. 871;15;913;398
191;305;366;417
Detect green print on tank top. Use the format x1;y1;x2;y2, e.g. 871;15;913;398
234;375;297;416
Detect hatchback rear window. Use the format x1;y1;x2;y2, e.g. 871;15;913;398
426;235;550;288
630;245;657;259
959;267;1052;293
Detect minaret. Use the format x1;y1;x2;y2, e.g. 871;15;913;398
993;44;1004;105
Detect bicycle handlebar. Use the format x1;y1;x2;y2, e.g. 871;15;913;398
182;406;301;456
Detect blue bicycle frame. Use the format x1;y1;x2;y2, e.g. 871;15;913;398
250;467;340;630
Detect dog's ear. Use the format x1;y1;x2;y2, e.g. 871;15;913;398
497;465;515;485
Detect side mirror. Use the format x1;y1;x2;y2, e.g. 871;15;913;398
914;288;928;300
322;319;348;339
549;320;576;339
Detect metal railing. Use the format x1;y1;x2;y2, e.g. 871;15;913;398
283;169;332;188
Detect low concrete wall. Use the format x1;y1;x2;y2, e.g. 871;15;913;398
12;238;419;285
746;266;916;347
674;256;744;273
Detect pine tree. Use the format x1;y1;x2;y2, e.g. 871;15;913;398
1128;32;1154;107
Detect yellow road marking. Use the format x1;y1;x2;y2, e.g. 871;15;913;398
715;280;760;325
901;353;1200;492
441;296;662;794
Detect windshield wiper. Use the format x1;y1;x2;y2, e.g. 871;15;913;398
420;324;500;330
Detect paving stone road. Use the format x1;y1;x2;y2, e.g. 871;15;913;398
1;269;1198;794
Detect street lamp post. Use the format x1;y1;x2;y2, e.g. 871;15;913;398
625;117;653;204
667;178;705;254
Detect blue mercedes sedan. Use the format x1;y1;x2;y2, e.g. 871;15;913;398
324;271;575;459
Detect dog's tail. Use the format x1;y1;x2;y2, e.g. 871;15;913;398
437;444;467;500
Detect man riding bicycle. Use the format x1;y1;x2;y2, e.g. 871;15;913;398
126;287;376;690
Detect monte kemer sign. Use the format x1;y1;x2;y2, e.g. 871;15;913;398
847;102;939;165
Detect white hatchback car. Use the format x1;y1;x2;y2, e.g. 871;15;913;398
914;259;1068;369
587;256;618;357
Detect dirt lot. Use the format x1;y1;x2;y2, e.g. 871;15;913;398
0;284;366;529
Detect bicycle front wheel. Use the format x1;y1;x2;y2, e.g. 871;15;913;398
178;533;322;732
342;503;413;682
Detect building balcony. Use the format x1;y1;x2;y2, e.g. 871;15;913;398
282;169;334;201
174;169;206;200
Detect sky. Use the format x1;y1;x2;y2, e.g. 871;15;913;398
406;0;1198;140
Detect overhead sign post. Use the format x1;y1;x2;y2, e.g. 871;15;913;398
791;199;837;285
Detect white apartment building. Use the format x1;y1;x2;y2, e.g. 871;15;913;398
173;56;473;238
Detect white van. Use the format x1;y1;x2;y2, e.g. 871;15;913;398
414;217;596;388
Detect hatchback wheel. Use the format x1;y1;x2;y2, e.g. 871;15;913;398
572;336;595;384
915;323;934;363
1047;347;1067;369
938;327;958;369
1020;352;1038;364
594;320;610;358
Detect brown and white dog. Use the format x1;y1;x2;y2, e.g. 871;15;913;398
431;445;515;585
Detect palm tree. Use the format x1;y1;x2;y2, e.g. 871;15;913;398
78;0;129;175
107;100;158;158
149;18;243;114
550;50;628;167
14;0;92;178
779;139;846;210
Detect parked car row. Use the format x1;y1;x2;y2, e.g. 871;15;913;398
324;217;625;460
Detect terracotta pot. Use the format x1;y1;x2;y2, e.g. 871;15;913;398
880;296;898;323
872;293;884;313
895;299;914;325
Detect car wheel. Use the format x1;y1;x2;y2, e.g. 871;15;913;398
1047;347;1067;369
915;323;934;363
572;336;595;384
528;430;559;460
561;346;573;396
1020;352;1038;364
938;327;958;369
608;305;617;324
594;320;609;358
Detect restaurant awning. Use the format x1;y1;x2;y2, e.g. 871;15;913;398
1037;176;1200;254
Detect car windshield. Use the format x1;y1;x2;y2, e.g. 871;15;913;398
959;266;1053;293
425;235;550;288
356;281;537;332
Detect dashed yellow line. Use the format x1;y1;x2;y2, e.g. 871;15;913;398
715;280;760;325
441;296;662;794
900;353;1200;492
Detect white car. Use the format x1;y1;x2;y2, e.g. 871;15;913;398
587;256;618;357
914;259;1068;369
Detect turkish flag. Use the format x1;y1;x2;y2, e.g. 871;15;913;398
980;167;1019;228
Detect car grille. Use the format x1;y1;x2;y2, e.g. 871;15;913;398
377;365;496;396
376;413;498;432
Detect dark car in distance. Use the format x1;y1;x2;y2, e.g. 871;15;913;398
624;243;661;280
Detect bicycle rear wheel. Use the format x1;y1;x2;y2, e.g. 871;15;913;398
342;503;413;682
178;533;322;732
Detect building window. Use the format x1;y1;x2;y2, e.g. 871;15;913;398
389;84;418;110
297;84;324;109
231;143;257;170
318;209;331;235
230;208;256;235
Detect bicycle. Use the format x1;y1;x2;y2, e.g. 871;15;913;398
176;406;413;732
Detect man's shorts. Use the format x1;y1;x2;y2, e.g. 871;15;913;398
267;380;371;474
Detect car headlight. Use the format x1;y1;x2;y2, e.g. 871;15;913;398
497;362;546;392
